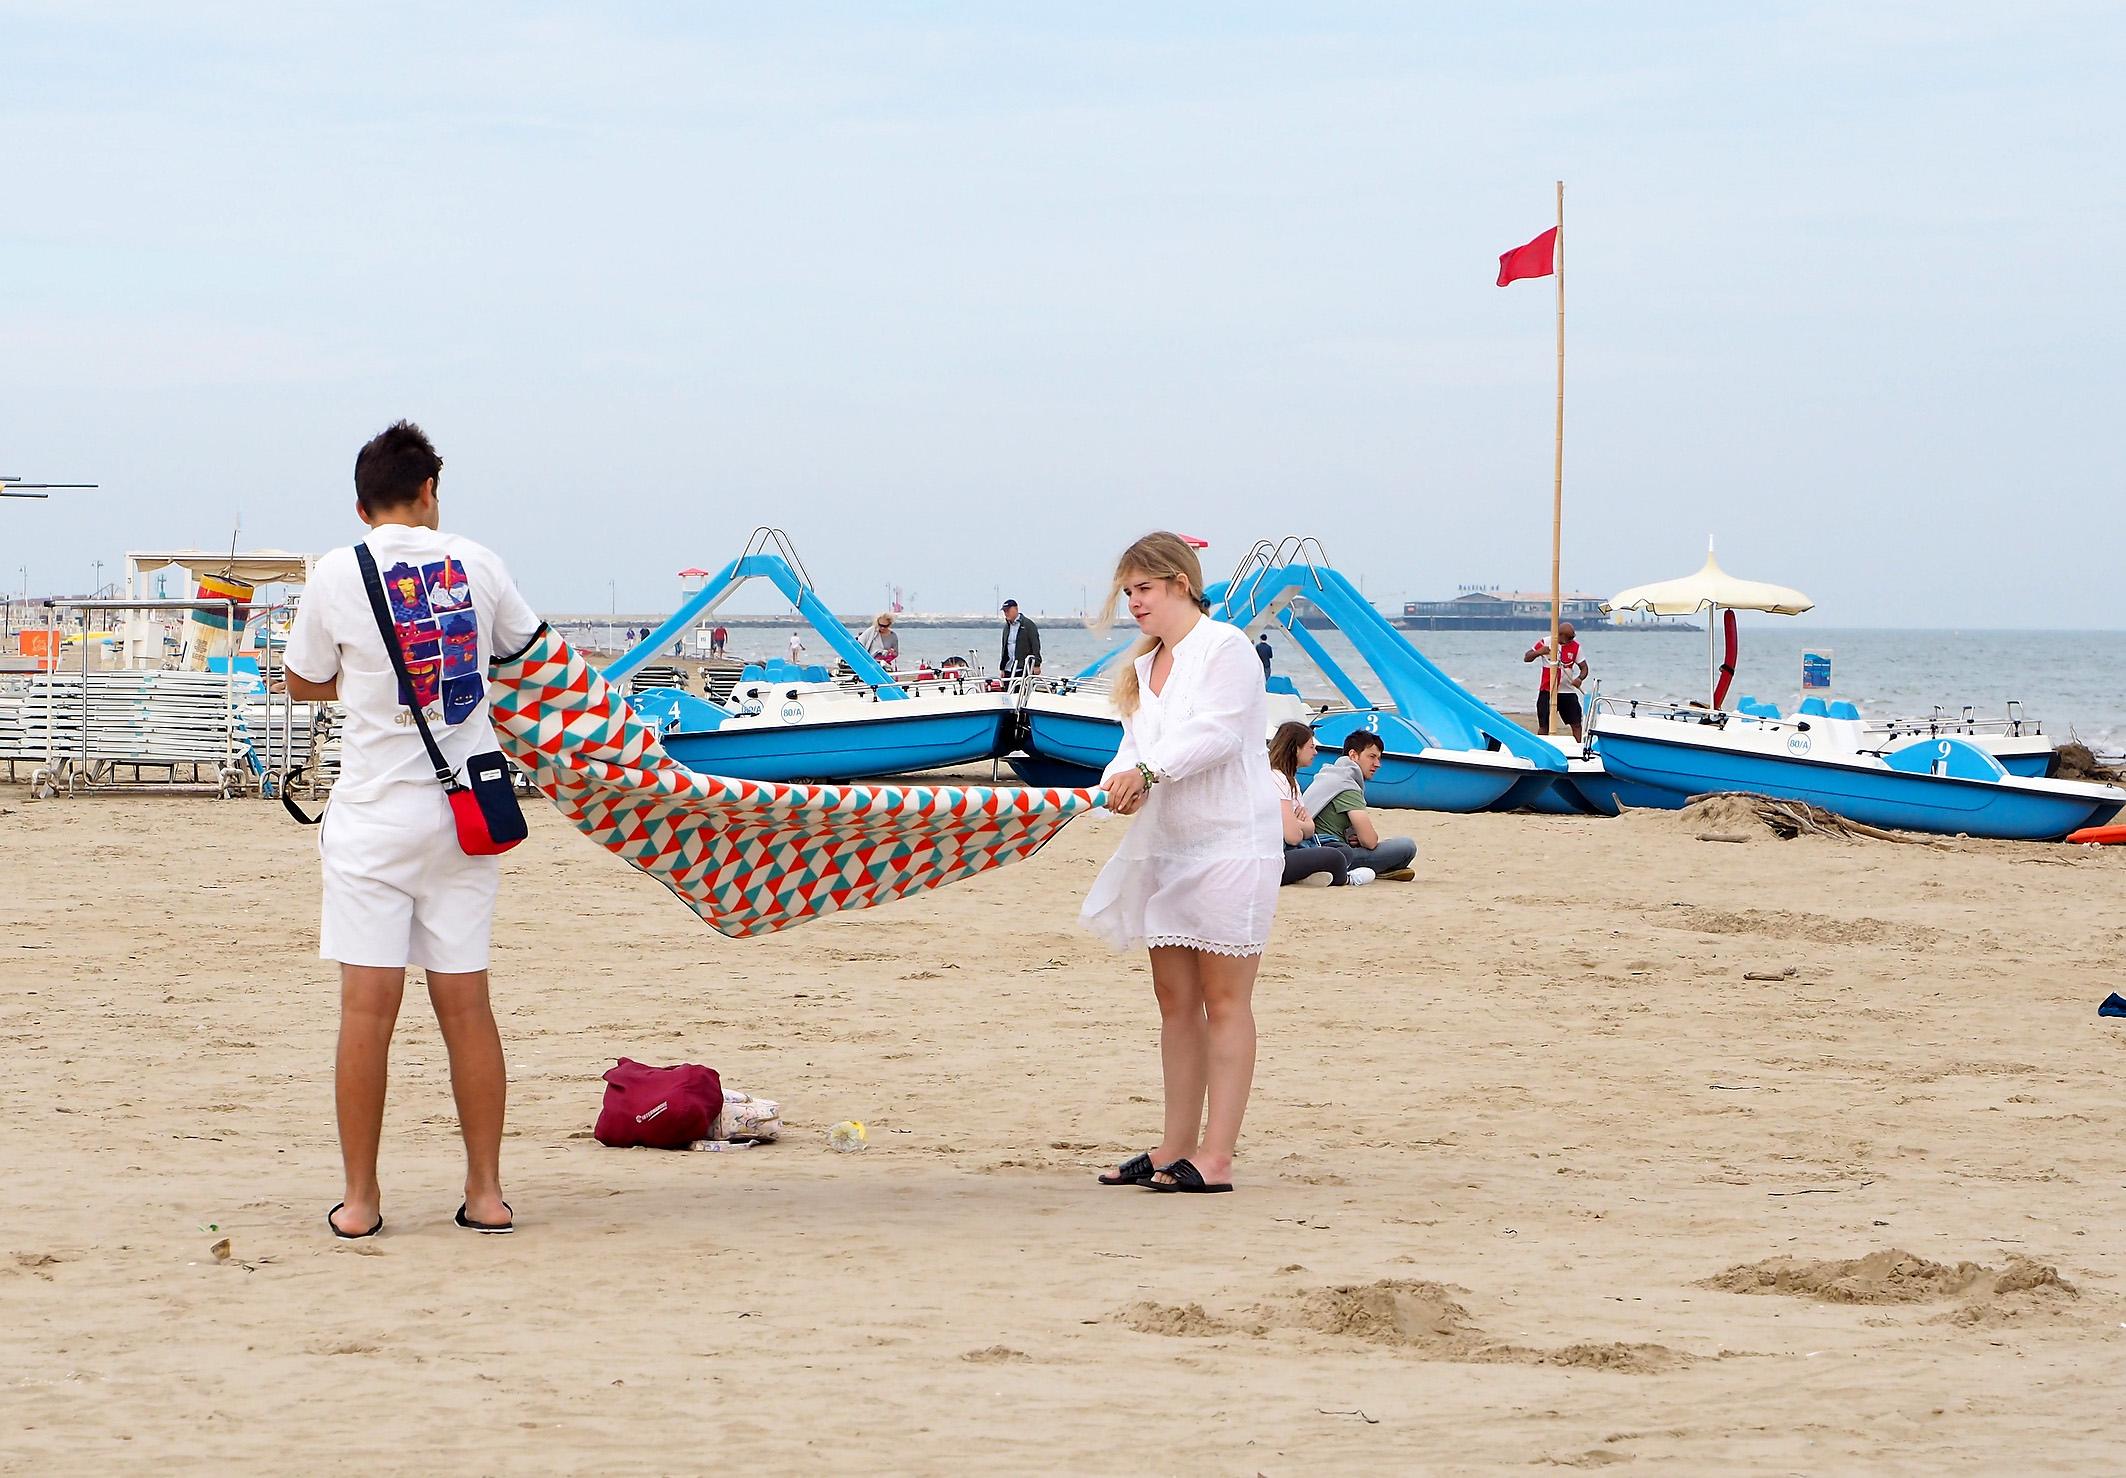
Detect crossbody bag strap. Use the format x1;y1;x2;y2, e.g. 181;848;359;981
354;542;459;791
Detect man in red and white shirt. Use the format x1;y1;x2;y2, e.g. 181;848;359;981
1523;621;1590;742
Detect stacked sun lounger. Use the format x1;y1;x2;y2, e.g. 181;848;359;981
629;663;688;694
17;670;240;790
0;680;30;779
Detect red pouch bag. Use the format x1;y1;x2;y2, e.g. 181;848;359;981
594;1058;723;1149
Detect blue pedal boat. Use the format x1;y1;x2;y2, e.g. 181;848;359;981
1589;700;2123;841
1589;547;2110;837
605;529;1011;784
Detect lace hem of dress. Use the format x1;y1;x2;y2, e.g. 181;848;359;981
1143;934;1267;957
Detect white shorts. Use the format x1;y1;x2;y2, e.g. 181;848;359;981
319;784;501;972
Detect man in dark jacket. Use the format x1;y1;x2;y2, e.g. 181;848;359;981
999;599;1042;677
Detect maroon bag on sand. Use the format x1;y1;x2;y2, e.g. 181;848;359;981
594;1058;723;1149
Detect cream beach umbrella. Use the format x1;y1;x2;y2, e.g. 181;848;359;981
1602;542;1814;707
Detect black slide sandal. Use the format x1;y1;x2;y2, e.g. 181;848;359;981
328;1202;384;1239
455;1201;515;1235
1098;1152;1159;1187
1146;1159;1233;1194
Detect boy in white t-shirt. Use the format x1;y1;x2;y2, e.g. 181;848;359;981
284;421;540;1240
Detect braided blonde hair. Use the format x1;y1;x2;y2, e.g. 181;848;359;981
1095;531;1210;716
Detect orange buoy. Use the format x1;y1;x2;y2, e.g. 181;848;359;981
2066;824;2126;845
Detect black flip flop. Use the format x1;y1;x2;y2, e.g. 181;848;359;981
1146;1158;1233;1194
455;1201;515;1235
328;1202;383;1239
1097;1152;1159;1187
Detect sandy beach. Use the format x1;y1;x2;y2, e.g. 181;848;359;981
5;783;2126;1473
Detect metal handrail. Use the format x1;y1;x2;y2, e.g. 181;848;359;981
736;526;820;604
1869;704;2041;741
1224;535;1332;621
1591;692;1739;728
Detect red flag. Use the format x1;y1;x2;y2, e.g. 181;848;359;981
1496;227;1558;287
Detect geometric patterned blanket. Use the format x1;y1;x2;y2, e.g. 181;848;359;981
487;626;1101;938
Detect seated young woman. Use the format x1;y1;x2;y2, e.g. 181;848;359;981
1267;721;1374;887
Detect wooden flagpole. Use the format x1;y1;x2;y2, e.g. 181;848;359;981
1547;180;1565;709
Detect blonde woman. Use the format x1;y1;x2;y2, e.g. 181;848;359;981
1081;532;1281;1194
860;612;900;668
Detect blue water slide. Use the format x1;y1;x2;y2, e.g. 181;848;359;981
1218;563;1564;773
602;545;903;698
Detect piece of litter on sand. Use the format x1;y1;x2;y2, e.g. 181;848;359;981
1767;1180;1875;1197
1318;1409;1380;1424
1709;1083;1762;1091
1744;967;1798;981
209;1239;232;1263
1696;832;1749;844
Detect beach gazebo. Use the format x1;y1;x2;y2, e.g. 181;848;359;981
120;549;318;670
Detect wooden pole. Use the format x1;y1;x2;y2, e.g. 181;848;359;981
1548;180;1565;718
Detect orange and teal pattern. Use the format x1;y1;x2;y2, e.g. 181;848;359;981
488;626;1099;938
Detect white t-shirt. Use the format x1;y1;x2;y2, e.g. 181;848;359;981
284;524;540;805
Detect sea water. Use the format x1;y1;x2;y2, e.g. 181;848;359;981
808;623;2126;755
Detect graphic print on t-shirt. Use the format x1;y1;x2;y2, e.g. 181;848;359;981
383;561;432;623
431;557;485;721
442;674;481;725
382;555;481;721
440;611;479;678
396;620;443;710
423;558;472;615
404;655;443;711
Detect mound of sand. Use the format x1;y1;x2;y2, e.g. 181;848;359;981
1630;793;1781;840
1281;1280;1487;1354
1536;1342;1693;1374
1121;1280;1693;1372
1705;1249;2077;1322
1632;791;1944;846
1937;1257;2083;1326
1114;1301;1239;1338
1708;1249;1988;1302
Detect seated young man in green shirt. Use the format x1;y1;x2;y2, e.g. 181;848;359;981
1299;731;1417;879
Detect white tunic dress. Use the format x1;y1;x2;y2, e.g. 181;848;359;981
1079;618;1283;956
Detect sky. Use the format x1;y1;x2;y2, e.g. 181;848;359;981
3;2;2120;625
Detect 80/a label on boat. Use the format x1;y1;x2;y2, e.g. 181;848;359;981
779;700;805;724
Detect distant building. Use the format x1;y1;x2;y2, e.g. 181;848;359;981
1398;590;1610;631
